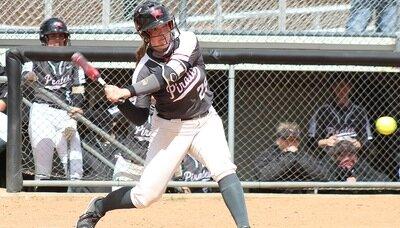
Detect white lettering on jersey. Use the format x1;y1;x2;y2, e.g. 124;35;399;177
44;74;71;86
134;125;152;142
326;127;357;139
183;169;211;181
165;67;201;102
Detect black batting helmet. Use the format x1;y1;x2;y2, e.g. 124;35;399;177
133;1;177;41
39;17;70;45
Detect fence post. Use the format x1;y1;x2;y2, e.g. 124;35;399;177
228;65;235;161
179;0;188;30
102;0;110;28
44;0;53;18
215;0;223;31
278;0;287;32
6;50;23;192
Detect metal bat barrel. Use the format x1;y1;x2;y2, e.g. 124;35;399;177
71;52;101;82
35;85;145;165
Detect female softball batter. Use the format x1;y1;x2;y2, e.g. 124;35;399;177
76;1;250;227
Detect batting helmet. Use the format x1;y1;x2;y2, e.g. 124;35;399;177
133;1;177;41
39;17;70;45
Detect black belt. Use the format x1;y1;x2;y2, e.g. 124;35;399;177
157;111;209;121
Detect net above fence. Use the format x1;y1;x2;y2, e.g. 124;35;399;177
0;0;399;42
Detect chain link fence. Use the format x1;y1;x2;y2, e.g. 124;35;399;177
234;66;399;182
13;62;399;184
0;0;398;40
1;0;399;191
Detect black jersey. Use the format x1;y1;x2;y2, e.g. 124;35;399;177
0;83;6;100
133;31;213;120
308;101;373;145
22;61;85;106
0;83;6;114
0;66;6;103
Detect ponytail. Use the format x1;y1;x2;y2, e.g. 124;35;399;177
135;42;148;66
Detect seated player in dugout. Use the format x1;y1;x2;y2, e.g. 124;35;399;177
326;140;390;182
76;1;250;228
308;76;373;156
23;17;86;182
256;122;332;181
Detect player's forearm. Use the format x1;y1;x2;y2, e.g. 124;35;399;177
125;73;166;97
117;100;149;125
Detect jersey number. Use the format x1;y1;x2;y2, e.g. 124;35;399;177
196;80;208;100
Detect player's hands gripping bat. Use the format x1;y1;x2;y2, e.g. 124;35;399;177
71;52;125;103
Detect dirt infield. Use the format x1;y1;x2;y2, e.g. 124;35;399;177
1;189;399;228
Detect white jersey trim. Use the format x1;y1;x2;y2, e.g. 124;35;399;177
171;31;197;62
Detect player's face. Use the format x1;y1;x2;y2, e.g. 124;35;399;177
277;137;299;150
336;152;357;169
146;23;172;52
46;33;67;47
333;81;351;101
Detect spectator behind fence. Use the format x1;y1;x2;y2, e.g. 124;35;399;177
23;17;85;182
326;140;390;182
346;0;398;34
256;122;331;181
308;77;372;157
0;66;7;188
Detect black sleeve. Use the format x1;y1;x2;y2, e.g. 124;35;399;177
0;84;7;108
256;148;294;181
356;160;391;182
0;66;5;76
117;100;150;126
297;153;332;181
257;155;295;181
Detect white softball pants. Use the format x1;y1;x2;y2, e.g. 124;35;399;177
130;107;236;208
29;103;83;180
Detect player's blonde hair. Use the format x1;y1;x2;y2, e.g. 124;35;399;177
136;42;148;66
276;122;300;140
